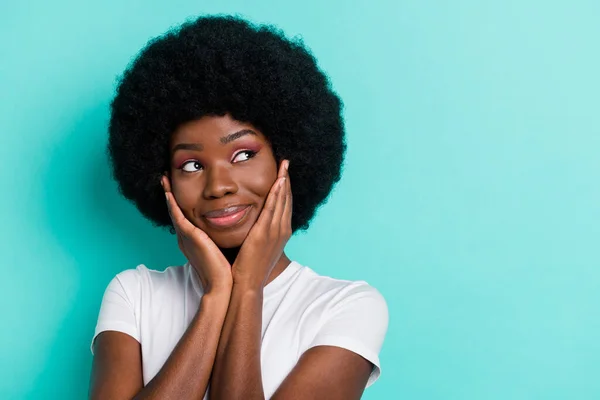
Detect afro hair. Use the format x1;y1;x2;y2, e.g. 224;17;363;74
108;14;346;233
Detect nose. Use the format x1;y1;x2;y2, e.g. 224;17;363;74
202;163;238;199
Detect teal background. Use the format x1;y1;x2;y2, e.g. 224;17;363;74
1;1;599;398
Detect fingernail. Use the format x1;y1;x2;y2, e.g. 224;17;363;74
285;160;290;171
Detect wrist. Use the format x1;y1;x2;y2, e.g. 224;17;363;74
232;278;265;293
200;276;233;295
232;270;264;287
232;281;264;298
194;290;231;325
202;286;232;304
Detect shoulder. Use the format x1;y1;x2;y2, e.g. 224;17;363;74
114;263;188;283
286;264;389;332
293;265;389;387
92;263;192;354
107;263;190;297
296;265;388;312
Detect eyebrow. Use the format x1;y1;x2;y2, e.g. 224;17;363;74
220;129;257;144
172;129;258;154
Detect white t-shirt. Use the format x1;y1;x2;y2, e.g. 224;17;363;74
92;260;389;398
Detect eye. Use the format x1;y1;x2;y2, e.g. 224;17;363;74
181;160;203;173
232;150;257;163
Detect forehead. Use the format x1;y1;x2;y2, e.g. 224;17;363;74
171;114;266;144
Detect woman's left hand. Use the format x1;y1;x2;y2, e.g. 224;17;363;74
232;159;292;289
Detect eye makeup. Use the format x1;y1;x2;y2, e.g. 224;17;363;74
172;142;262;170
171;136;263;164
173;155;200;170
231;143;262;161
230;142;262;159
179;159;202;170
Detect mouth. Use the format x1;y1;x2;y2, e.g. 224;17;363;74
202;205;252;229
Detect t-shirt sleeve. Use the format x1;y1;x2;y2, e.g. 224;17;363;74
307;283;389;388
90;269;141;355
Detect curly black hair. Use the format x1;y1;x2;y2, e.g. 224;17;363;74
108;15;346;233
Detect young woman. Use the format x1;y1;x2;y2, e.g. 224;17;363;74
90;15;388;400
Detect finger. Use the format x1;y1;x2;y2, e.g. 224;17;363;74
166;195;186;248
272;176;287;229
162;175;194;233
165;190;197;236
277;159;287;179
177;232;186;254
256;176;284;228
272;161;290;223
282;168;293;232
161;175;174;221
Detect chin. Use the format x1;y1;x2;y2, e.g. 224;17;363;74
206;228;249;249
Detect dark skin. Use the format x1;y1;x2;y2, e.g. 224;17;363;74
90;114;373;399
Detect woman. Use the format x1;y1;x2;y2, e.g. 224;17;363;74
90;15;388;400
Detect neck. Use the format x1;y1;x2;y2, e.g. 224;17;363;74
218;247;292;287
220;246;241;265
268;252;292;286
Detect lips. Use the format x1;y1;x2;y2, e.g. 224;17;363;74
202;205;251;228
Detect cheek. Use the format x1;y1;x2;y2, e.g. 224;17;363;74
246;161;278;200
171;177;201;217
255;172;277;197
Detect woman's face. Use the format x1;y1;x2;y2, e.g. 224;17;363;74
169;114;278;249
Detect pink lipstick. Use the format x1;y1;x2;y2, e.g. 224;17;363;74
203;205;251;228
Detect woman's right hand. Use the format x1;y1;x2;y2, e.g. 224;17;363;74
161;175;233;295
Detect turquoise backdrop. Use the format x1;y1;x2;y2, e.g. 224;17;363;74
1;1;599;399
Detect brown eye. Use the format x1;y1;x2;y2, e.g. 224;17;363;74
232;150;257;163
181;160;203;172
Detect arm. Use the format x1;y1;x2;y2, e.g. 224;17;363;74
90;176;236;399
209;161;291;400
271;285;389;399
209;285;265;399
208;288;374;400
271;346;373;400
90;289;230;400
210;161;387;399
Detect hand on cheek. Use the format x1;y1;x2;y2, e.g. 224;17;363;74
162;175;233;294
232;159;292;289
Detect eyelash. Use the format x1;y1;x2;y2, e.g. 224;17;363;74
179;150;258;173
